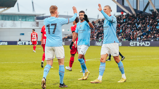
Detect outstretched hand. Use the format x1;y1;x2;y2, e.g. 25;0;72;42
84;14;89;23
72;6;77;14
98;4;102;11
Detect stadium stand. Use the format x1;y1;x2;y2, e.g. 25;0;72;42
90;11;159;42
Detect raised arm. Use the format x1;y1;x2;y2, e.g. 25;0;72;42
60;6;77;25
98;4;116;23
88;22;94;29
69;6;77;22
100;10;116;22
84;14;94;29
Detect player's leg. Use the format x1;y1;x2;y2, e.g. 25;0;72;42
41;44;45;68
66;46;76;71
41;47;54;89
32;41;35;52
90;44;109;83
43;60;53;78
69;54;75;68
111;43;126;83
55;46;67;88
66;54;74;71
58;58;67;88
114;56;126;83
83;56;86;63
32;41;37;52
34;41;37;51
78;45;90;80
119;52;125;61
106;54;111;61
79;56;86;73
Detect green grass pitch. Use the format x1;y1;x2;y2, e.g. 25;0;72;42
0;45;159;89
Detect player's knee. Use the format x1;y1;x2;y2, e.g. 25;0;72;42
71;54;75;57
78;58;84;63
100;57;106;63
114;56;120;63
78;54;84;59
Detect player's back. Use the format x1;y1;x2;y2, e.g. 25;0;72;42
44;17;65;47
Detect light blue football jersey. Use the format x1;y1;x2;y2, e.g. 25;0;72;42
75;21;91;46
101;10;119;44
44;13;77;47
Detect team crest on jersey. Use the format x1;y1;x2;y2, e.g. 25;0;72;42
80;25;82;29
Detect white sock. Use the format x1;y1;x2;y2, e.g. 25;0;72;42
85;69;88;72
83;73;85;76
122;74;126;79
98;75;102;81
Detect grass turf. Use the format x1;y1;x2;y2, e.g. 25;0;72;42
0;45;159;89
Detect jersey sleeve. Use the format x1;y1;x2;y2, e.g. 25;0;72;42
59;13;77;25
101;10;116;23
71;26;76;32
86;22;91;30
75;25;78;33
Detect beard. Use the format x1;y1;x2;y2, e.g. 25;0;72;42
80;18;84;21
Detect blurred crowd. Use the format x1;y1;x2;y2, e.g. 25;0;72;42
63;12;159;42
91;11;159;41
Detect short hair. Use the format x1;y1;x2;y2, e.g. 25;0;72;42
50;5;58;14
79;10;85;14
104;5;112;12
32;29;35;31
75;17;79;23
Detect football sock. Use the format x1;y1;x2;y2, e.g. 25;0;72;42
59;65;65;84
98;75;103;81
118;61;126;79
83;73;85;76
43;64;51;79
84;57;86;63
122;74;126;79
109;54;111;60
119;52;124;58
42;53;45;62
78;58;87;74
33;46;36;51
98;62;105;81
69;57;74;68
34;45;36;50
85;69;88;72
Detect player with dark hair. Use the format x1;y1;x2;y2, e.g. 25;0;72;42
31;29;38;52
66;17;86;71
70;10;94;80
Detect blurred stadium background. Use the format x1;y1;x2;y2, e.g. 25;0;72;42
0;0;159;89
0;0;159;46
